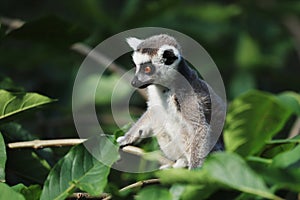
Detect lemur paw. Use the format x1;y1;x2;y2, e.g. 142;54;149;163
159;164;172;170
116;136;128;147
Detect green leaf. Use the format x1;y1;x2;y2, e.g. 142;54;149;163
40;138;119;200
183;4;241;22
12;184;42;200
0;122;37;142
277;91;300;116
0;89;54;120
272;144;300;169
203;153;282;200
259;135;300;158
266;135;300;145
236;33;262;69
252;162;300;192
0;183;25;200
156;168;209;185
179;184;216;200
224;90;292;156
135;186;172;200
0;132;6;182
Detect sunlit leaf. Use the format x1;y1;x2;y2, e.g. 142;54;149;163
156;168;209;185
0;89;54;120
12;184;41;200
183;4;241;22
203;153;282;200
40;138;119;200
0;132;6;182
224;90;292;156
0;183;25;200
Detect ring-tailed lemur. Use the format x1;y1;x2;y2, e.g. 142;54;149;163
117;34;225;169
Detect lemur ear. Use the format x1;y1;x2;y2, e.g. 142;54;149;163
162;49;178;65
126;37;144;51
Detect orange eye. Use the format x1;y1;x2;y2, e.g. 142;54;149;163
144;66;151;73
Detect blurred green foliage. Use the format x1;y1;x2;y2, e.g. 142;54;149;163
0;0;299;199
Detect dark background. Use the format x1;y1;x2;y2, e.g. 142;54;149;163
0;0;299;158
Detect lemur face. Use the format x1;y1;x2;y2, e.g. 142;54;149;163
127;35;181;89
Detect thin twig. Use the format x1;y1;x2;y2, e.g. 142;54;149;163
7;139;87;149
101;178;161;200
71;43;147;99
71;43;127;76
121;145;175;166
0;17;25;32
119;178;160;192
67;192;110;200
289;117;300;138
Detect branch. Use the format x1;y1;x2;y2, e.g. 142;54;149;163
71;43;147;99
0;17;25;32
7;139;87;149
66;179;160;200
101;178;160;200
289;117;300;138
121;145;175;166
67;192;110;200
119;178;160;192
71;43;127;76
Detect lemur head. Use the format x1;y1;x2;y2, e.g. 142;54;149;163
127;34;182;89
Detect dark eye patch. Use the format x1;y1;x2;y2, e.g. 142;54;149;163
163;49;178;65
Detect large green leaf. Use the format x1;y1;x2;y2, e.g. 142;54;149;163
40;138;119;200
0;183;25;200
277;91;300;116
0;132;6;182
157;152;281;200
203;153;282;200
0;89;54;120
272;144;300;169
156;168;209;185
135;186;172;200
236;33;262;69
224;90;292;156
12;184;42;200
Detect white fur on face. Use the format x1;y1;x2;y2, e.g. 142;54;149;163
132;52;151;65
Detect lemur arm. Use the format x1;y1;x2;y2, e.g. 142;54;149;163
117;110;153;147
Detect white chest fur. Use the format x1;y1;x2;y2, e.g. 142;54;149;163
147;85;190;162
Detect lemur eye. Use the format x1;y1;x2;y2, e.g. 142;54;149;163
144;66;151;73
